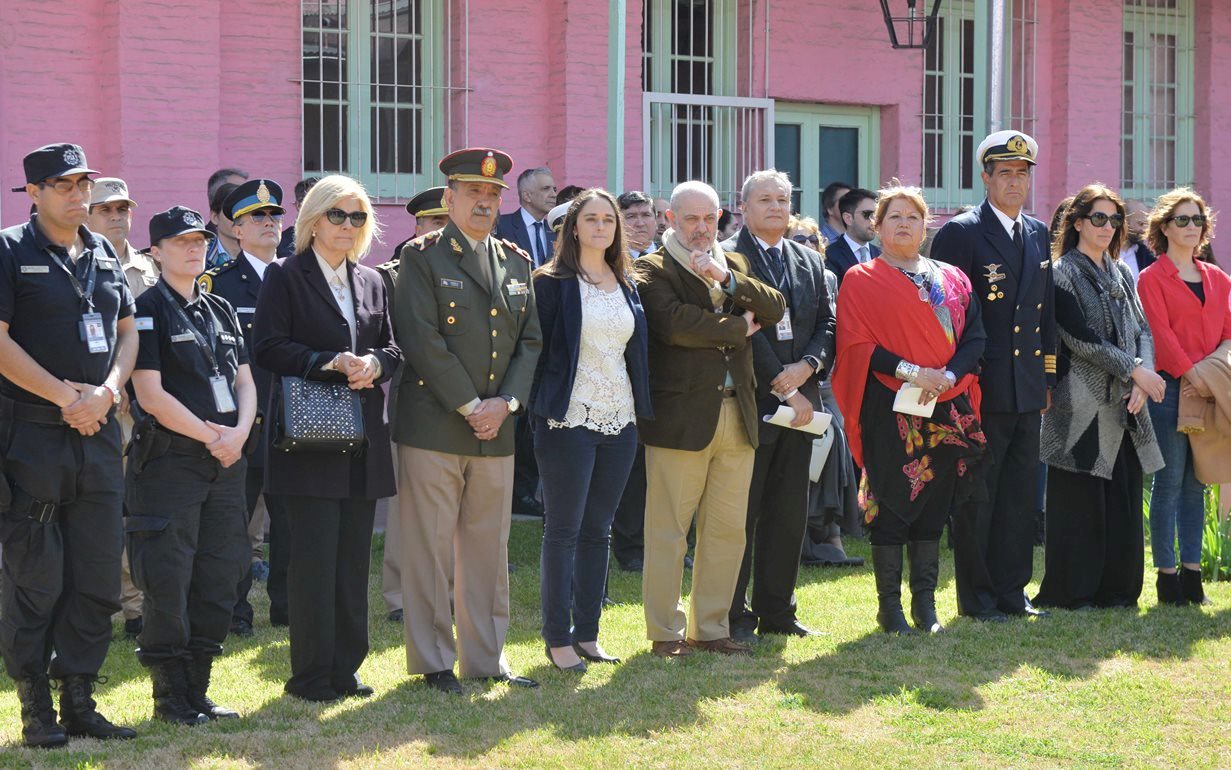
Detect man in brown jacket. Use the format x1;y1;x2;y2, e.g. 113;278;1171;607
636;180;786;657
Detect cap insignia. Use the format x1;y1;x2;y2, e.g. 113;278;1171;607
1007;135;1028;154
480;154;497;178
63;148;82;167
257;182;271;204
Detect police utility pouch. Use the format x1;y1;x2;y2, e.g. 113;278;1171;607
276;353;366;453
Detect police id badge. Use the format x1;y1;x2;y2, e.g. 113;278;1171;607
80;312;109;353
775;308;793;341
209;375;237;413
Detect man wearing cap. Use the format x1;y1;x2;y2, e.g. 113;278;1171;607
0;143;139;746
127;206;255;725
88;176;158;641
205;183;242;270
394;148;543;693
199;179;291;635
375;184;448;624
931;130;1056;622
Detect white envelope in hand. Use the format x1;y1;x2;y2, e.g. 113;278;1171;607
893;384;937;418
762;405;833;436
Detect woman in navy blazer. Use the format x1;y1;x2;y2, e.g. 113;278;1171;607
252;175;401;702
531;189;651;672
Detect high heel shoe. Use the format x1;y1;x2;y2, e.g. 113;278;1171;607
572;641;620;664
545;644;587;673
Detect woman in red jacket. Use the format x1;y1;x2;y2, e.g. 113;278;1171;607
1137;188;1229;606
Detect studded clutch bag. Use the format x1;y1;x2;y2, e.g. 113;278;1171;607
274;354;366;453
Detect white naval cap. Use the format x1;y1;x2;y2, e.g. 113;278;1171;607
976;130;1038;167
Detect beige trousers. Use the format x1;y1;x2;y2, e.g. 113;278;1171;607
397;445;514;677
117;412;142;620
643;398;754;642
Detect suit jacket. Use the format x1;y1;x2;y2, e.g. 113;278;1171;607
497;209;556;267
200;254;275;467
930;199;1056;413
721;229;836;444
252;251;402;499
824;234;880;285
393;221;542;456
635;249;786;451
530;273;653;422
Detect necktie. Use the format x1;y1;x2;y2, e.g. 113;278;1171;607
1013;221;1025;255
329;274;347;304
766;246;784;285
857;244;870;264
477;240;494;290
532;221;546;267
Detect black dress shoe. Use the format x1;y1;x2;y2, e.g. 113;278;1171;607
229;619;254;637
545;645;587;673
387;609;404;623
618;556;644;573
1002;596;1051;618
333;674;374;698
731;625;758;645
284;682;341;702
270;611;290;628
483;673;539;688
424;670;463;695
123;616;143;640
513;495;545;517
572;641;620;664
758;620;821;637
971;610;1010;623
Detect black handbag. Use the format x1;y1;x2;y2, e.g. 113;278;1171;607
275;353;366;453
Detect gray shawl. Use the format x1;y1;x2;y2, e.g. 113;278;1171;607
1040;248;1163;479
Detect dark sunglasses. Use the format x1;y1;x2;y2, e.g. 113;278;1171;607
1169;214;1207;228
856;209;876;221
324;208;368;227
248;210;283;223
791;234;820;245
1083;212;1124;229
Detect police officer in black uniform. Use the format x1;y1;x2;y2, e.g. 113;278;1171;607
0;143;138;747
200;179;291;633
930;131;1057;622
128;207;256;725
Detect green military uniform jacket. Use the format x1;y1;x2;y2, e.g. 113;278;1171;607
393;221;542;456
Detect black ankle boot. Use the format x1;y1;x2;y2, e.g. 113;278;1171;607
1180;567;1211;606
57;675;137;740
16;675;68;748
872;545;916;635
185;655;239;719
908;540;944;633
150;660;208;726
1156;571;1187;606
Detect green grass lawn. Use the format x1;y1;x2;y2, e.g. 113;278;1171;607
2;523;1229;768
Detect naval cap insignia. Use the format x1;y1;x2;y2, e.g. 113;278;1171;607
1007;135;1028;154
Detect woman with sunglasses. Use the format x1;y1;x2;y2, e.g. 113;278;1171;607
252;175;402;701
1034;184;1165;611
1137;188;1229;606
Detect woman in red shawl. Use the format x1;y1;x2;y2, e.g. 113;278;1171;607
834;183;987;635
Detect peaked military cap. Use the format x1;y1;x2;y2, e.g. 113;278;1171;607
223;179;285;221
406;186;448;217
977;131;1039;167
439;148;513;189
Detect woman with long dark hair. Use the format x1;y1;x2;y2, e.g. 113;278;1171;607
531;189;652;671
1035;184;1164;610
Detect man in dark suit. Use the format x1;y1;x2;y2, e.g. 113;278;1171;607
636;181;786;658
721;170;835;642
823;188;881;285
930;131;1056;622
495;167;556;518
1120;199;1157;284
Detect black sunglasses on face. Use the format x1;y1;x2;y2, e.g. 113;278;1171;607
1083;212;1124;229
791;234;820;245
248;210;283;223
1169;214;1207;228
325;208;368;227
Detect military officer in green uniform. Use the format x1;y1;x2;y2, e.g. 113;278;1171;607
393;148;542;694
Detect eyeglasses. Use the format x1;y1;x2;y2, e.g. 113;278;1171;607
39;177;95;195
856;209;876;221
324;208;368;227
791;234;820;245
1083;212;1124;229
247;211;284;223
1169;214;1207;228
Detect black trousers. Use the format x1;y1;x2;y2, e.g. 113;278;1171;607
867;501;949;546
610;444;646;567
729;430;811;631
126;450;249;664
232;466;290;626
511;414;540;505
0;418;123;680
951;410;1041;616
1034;436;1144;609
283;495;375;699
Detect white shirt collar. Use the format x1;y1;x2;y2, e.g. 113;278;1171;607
843;232;870;258
242;250;269;281
312;249;349;284
989;203;1024;239
520;207;545;229
753;234;784;253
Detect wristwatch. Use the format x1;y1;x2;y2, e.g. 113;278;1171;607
499;394;520;413
802;355;822;374
102;383;121;405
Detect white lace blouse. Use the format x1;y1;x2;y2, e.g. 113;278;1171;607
547;280;636;435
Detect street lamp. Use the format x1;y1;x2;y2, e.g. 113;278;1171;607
878;0;944;49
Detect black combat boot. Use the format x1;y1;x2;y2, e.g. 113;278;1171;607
1180;567;1211;606
57;675;137;740
16;674;68;748
185;654;239;719
150;660;208;726
908;540;944;633
872;544;917;635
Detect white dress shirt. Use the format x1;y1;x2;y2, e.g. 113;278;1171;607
520;207;549;265
314;249;357;352
843;232;872;263
243;250;269;281
988;203;1024;240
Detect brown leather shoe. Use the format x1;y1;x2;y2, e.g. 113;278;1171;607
650;640;692;658
686;637;752;656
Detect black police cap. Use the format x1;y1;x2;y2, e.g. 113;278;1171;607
11;143;98;192
148;206;216;247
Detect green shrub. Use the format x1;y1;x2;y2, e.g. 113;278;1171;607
1201;485;1230;581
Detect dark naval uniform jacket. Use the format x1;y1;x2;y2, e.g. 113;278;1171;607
393;221;543;457
930;199;1056;413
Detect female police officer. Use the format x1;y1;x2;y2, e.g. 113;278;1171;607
127;207;256;725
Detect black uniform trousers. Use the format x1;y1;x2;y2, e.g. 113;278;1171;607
126;447;248;665
283;494;375;700
610;444;646;568
951;410;1041;616
729;429;811;632
0;414;124;680
233;467;290;626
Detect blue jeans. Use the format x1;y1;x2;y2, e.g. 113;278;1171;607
1147;375;1206;568
534;419;638;647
